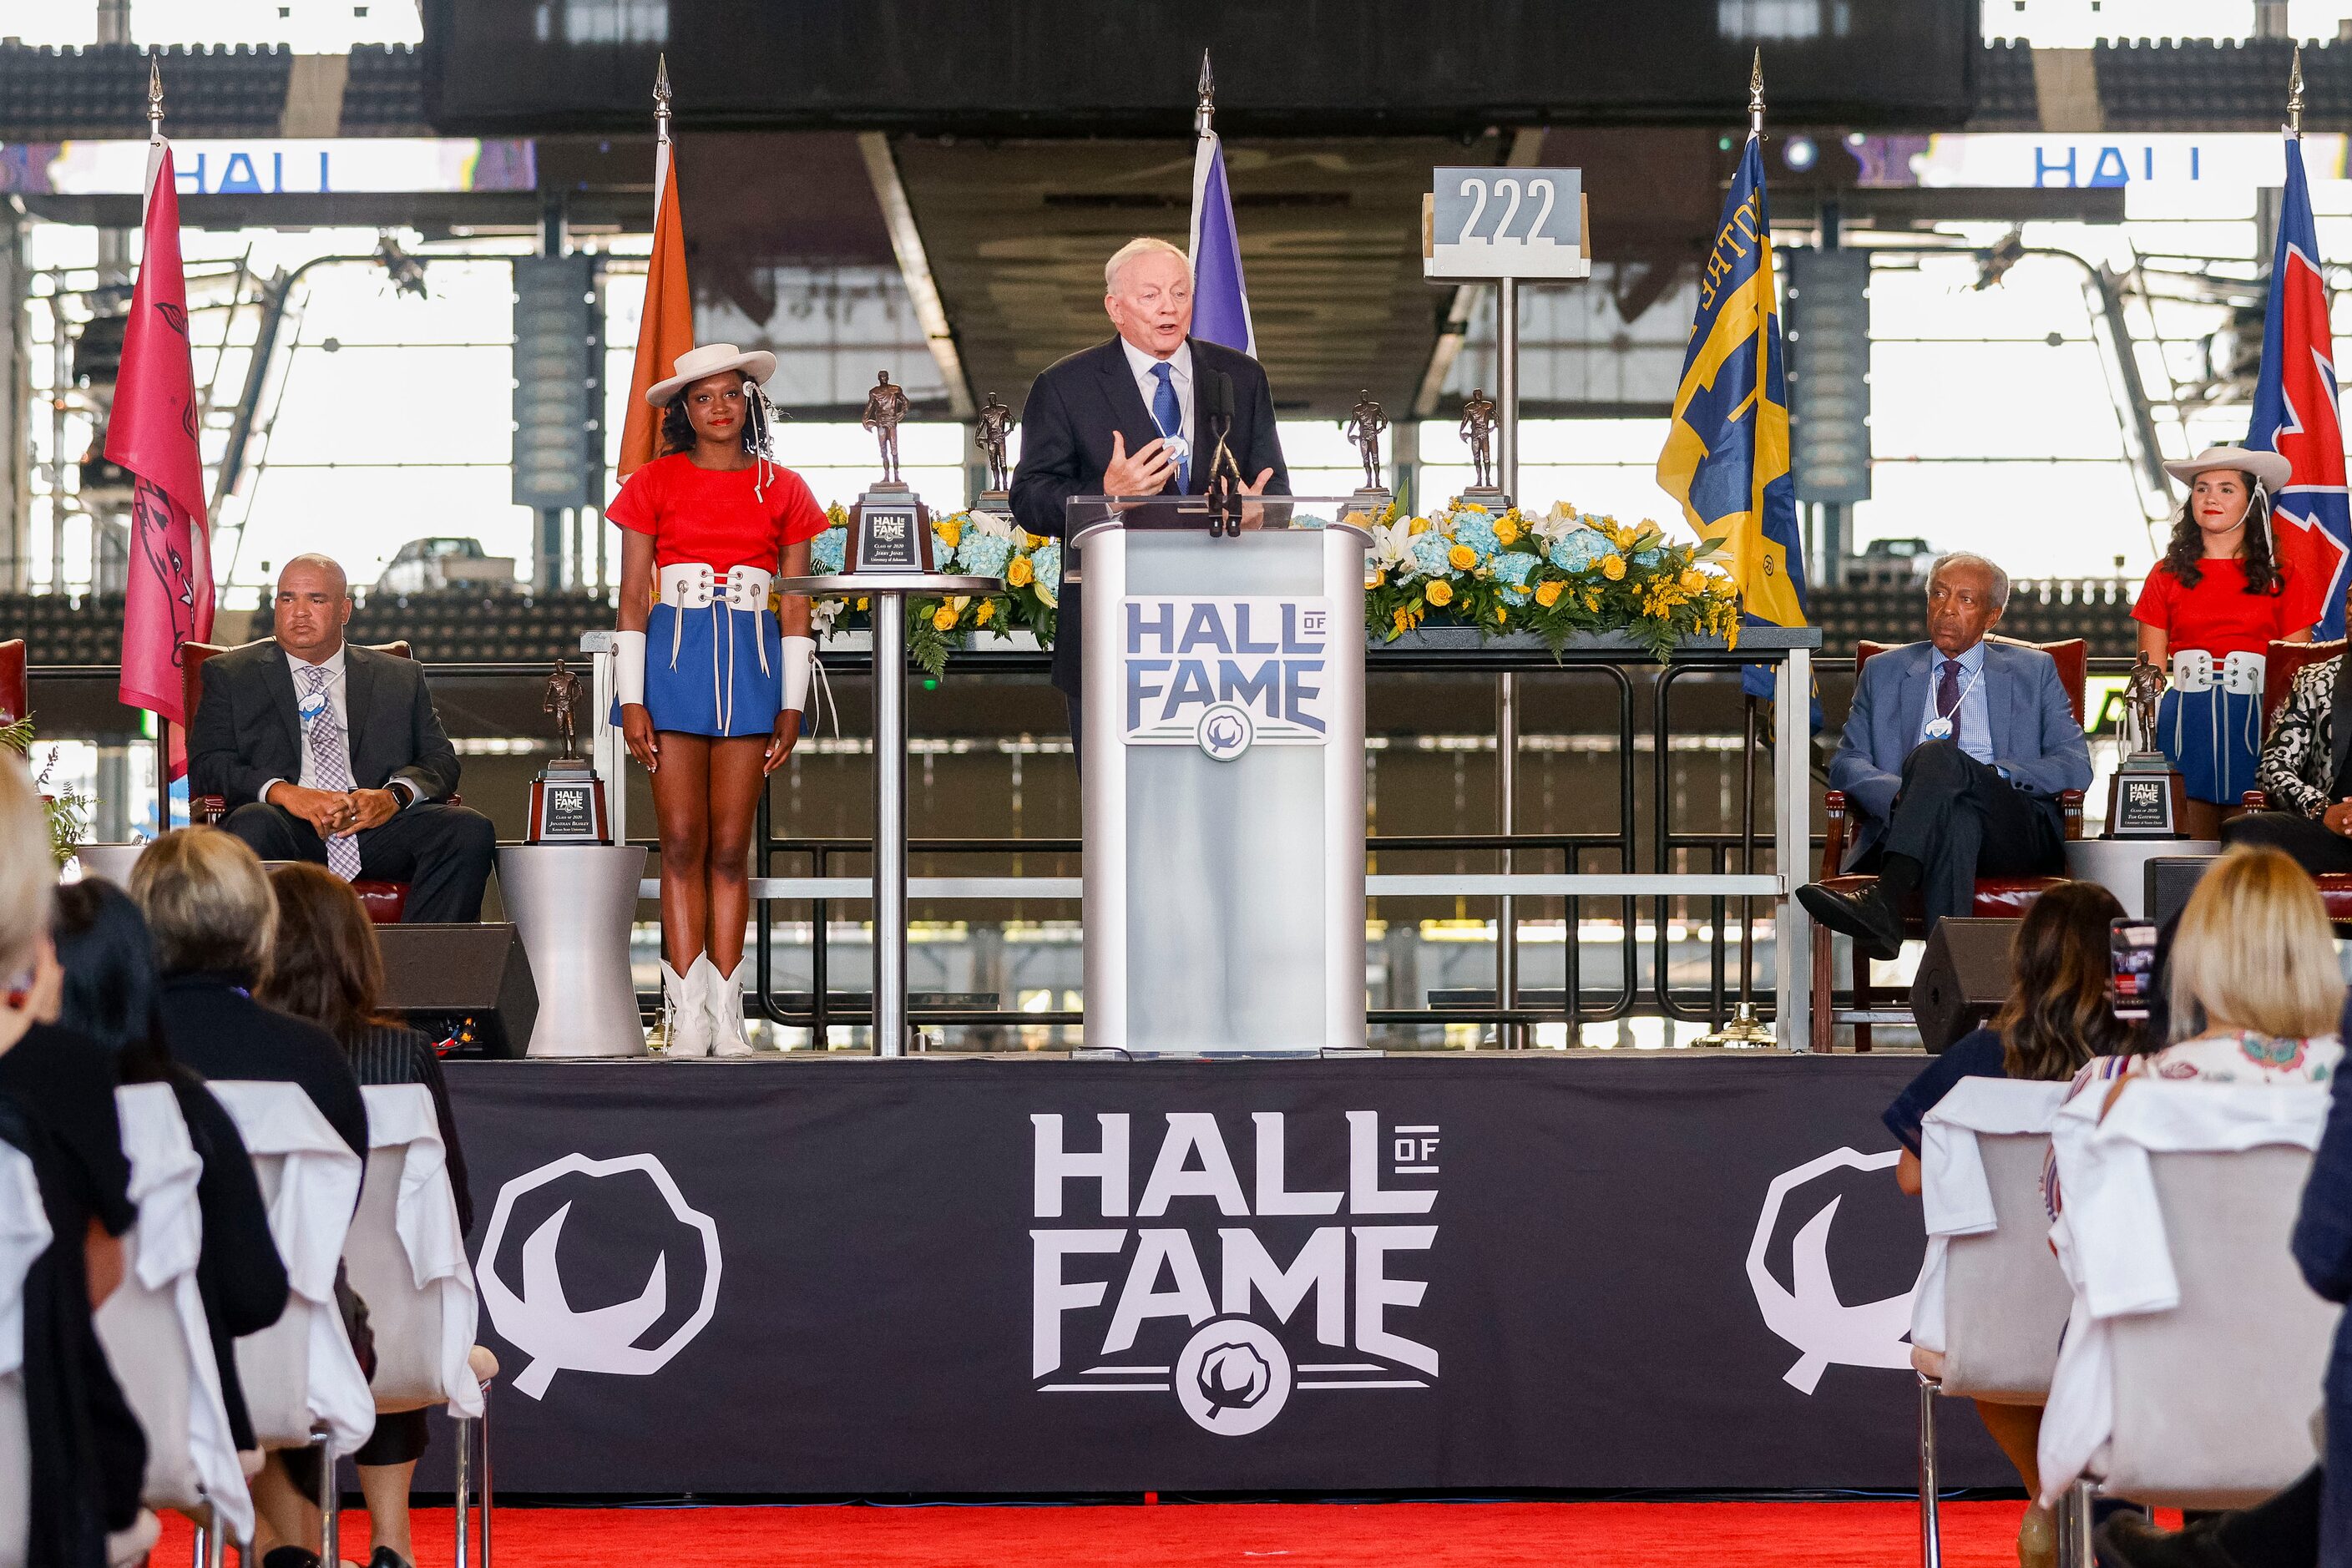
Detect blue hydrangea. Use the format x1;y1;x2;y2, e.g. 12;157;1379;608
1448;512;1500;559
1409;531;1457;578
1490;551;1537;589
1030;542;1062;596
1634;547;1666;568
811;526;847;575
956;531;1014;579
1547;529;1613;572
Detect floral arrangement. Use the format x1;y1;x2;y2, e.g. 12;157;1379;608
1365;498;1743;659
803;505;1062;679
1;715;89;867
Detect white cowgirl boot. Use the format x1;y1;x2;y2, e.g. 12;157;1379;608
660;959;712;1058
704;954;756;1055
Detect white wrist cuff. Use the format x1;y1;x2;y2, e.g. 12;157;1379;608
781;636;817;713
615;630;647;707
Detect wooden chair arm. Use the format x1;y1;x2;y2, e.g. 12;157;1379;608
2060;788;2084;842
2242;789;2270;812
193;793;226;827
1821;789;1849;878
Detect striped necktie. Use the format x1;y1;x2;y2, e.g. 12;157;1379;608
300;664;362;881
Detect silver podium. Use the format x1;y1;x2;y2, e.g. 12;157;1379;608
1070;494;1374;1055
497;843;649;1057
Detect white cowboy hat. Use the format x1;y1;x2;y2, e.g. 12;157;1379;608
2162;444;2293;493
645;342;778;407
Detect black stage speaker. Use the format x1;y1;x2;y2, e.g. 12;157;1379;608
375;923;539;1058
1909;918;2020;1055
2147;856;2221;931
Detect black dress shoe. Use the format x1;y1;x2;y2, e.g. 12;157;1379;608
367;1549;415;1568
260;1550;322;1568
2094;1513;2240;1568
1797;880;1904;961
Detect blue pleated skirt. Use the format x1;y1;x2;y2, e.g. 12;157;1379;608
615;601;785;737
2156;683;2261;806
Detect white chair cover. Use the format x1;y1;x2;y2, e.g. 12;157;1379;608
2037;1080;2337;1509
205;1081;373;1455
1911;1077;2072;1403
0;1140;48;1568
343;1085;483;1419
92;1084;252;1539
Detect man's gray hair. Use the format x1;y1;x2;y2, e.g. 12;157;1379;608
1928;551;2010;612
1105;235;1191;294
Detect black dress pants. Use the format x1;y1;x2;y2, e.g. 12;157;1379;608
221;800;496;923
2223;810;2352;878
1873;739;2065;928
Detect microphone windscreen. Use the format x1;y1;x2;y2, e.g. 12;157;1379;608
1209;371;1236;418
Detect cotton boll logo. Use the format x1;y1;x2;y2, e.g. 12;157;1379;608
1196;701;1255;761
476;1152;722;1400
1746;1147;1917;1393
1174;1319;1291;1435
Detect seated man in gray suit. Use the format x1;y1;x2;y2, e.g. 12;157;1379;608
1800;552;2094;959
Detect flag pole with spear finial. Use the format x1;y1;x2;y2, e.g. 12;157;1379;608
1196;48;1214;138
1701;44;1780;1051
2291;41;2305;138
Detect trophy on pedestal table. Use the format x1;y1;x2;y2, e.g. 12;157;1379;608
527;656;611;843
1343;389;1393;522
974;392;1016;515
850;368;933;573
1458;387;1510;509
2107;651;2188;838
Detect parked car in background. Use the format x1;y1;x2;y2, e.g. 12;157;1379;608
372;536;518;595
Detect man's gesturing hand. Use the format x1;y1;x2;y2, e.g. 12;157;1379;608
1101;430;1175;498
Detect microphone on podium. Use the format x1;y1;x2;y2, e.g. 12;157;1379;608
1204;369;1244;537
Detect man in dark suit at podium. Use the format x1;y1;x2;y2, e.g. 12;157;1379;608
1009;235;1290;748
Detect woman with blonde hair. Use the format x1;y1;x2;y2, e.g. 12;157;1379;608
2151;843;2342;1083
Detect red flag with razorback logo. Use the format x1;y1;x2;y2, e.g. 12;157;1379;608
109;141;213;749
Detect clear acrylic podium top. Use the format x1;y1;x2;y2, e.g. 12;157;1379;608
1065;493;1387;544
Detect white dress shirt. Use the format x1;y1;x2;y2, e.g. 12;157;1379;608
262;643;417;807
1120;336;1195;473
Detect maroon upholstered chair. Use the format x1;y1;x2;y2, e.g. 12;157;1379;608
2239;636;2352;923
183;639;432;925
1809;636;2089;1051
0;640;23;727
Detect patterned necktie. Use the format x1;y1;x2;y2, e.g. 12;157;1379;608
300;663;362;882
1938;659;1964;749
1150;362;1189;492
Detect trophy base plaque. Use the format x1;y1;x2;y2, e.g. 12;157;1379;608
528;758;610;845
2106;758;2189;839
847;483;934;574
1458;485;1513;511
1345;486;1395;525
975;488;1012;515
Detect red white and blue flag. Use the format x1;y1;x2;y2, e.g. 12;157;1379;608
2248;132;2349;638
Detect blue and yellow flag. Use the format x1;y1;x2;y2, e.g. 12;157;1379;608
1657;134;1810;699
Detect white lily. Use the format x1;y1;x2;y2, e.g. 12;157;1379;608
1370;518;1417;576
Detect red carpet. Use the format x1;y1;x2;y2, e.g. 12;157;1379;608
153;1497;2142;1566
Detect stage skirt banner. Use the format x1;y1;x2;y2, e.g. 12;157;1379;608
428;1055;2005;1494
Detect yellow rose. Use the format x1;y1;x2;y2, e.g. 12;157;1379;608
1534;580;1563;608
1007;555;1034;588
1601;554;1626;581
1680;568;1706;592
932;604;958;631
1493;518;1520;546
975;599;994;625
936;517;964;550
1461;501;1490;514
1425;579;1454;607
1409;517;1433;536
1448;543;1477;570
856;597;869;610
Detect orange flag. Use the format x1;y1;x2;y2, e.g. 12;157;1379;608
618;134;694;480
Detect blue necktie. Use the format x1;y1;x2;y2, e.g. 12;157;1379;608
1150;362;1189;492
1938;659;1964;750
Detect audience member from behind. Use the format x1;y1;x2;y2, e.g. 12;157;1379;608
261;862;474;1568
50;879;290;1464
2142;844;2340;1086
130;827;369;1157
0;752;146;1566
1881;878;2130;1568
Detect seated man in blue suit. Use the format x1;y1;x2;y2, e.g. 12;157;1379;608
1799;552;2094;960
